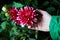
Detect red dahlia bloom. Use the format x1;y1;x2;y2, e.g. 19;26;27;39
9;7;37;27
9;8;18;20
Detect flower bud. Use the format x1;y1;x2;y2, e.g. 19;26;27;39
2;6;7;12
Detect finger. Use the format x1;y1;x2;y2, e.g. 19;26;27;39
28;25;38;30
28;25;49;32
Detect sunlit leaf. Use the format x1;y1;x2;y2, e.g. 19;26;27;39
12;2;24;8
1;21;7;30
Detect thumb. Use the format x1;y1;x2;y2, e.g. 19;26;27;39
36;9;51;18
36;9;48;15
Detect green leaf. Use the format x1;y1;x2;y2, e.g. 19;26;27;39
0;11;7;21
9;30;14;37
46;7;55;13
24;0;32;6
52;0;60;6
11;26;20;36
0;11;5;15
0;29;3;32
42;1;49;6
1;21;8;30
20;37;26;40
10;37;15;40
11;21;16;27
12;2;24;8
31;0;38;8
29;38;35;40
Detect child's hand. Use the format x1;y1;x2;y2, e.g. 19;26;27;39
28;9;52;32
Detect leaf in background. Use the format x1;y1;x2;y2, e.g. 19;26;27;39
10;27;20;37
0;11;5;15
9;30;14;37
12;2;24;8
24;0;32;6
11;21;16;27
46;7;55;14
10;22;20;36
52;0;60;6
29;38;35;40
12;27;20;35
24;0;38;8
31;0;38;8
42;1;49;7
10;37;15;40
1;21;8;30
0;29;3;32
0;11;7;21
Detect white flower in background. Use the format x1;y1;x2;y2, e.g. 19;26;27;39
2;6;7;12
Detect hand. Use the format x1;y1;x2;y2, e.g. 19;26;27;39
28;9;52;32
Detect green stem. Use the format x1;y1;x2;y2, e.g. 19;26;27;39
35;30;38;40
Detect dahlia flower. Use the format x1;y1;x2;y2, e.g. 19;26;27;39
9;7;38;27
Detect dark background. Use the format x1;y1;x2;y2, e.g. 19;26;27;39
0;0;60;40
0;0;60;15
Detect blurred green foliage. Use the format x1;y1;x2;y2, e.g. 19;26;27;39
12;2;24;8
0;0;60;40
